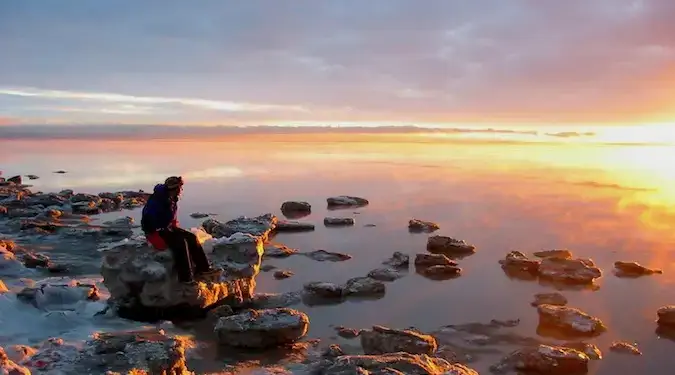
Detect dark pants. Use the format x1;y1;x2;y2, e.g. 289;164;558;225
159;228;211;282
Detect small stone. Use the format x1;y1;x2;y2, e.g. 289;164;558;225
383;252;410;268
322;344;345;358
614;261;662;277
418;265;462;279
491;345;589;375
427;235;476;255
538;257;602;284
304;249;352;262
562;342;603;360
368;268;404;282
335;326;362;339
408;219;440;233
274;270;294;280
304;282;344;297
343;277;386;296
609;341;642;355
360;325;437;355
264;243;299;258
531;292;568;307
499;251;540;273
280;201;311;213
275;220;315;232
326;196;369;207
537;304;606;336
190;212;210;218
324;217;355;226
26;174;39;180
415;253;457;267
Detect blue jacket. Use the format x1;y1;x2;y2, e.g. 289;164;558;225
141;184;178;233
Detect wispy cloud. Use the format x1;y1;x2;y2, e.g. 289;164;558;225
0;87;309;114
546;131;596;138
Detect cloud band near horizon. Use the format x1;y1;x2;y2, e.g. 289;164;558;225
1;0;674;125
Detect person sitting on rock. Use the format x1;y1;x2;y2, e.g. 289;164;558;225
141;176;218;284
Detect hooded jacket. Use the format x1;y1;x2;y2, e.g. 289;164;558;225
141;183;179;234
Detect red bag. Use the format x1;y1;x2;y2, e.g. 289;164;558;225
146;232;168;251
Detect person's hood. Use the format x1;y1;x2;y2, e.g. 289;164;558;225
153;183;168;196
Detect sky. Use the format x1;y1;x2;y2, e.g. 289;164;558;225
1;0;674;126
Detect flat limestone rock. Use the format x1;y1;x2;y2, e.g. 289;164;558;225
100;239;254;317
210;232;263;277
360;325;437;355
537;304;606;336
203;213;278;241
609;341;642;355
499;251;540;273
303;249;352;262
324;217;355;227
426;236;476;255
414;253;457;267
408;219;440;233
531;292;568;307
276;220;315;232
614;261;662;277
533;249;574;259
214;308;309;348
538;257;602;284
490;345;589;375
657;305;675;326
264;243;299;258
326;196;369;207
322;352;478;375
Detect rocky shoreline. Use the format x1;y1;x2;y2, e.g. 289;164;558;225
1;178;672;374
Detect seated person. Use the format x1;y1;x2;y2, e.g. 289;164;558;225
141;176;217;284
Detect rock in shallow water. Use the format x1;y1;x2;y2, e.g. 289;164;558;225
367;267;404;282
533;249;573;259
214;308;309;348
320;352;478;375
0;347;30;374
657;305;675;326
303;250;352;262
426;236;475;255
100;239;254;321
264;243;299;258
538;257;602;284
531;292;568;307
382;252;409;268
360;325;437;355
490;344;589;375
537;304;606;336
211;232;263;277
203;213;277;241
408;219;440;233
614;261;662;277
499;251;540;273
324;217;355;227
17;277;100;310
276;220;315;232
326;196;369;208
609;341;642;355
280;201;311;213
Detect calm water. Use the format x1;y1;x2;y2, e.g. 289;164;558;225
2;135;675;374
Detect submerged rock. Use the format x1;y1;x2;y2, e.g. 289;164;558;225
657;305;675;326
100;239;253;321
304;250;352;262
274;270;295;280
190;212;210;218
326;196;369;208
609;341;642;355
537;304;606;336
241;291;303;310
320;352;477;375
276;220;315;232
203;213;277;241
17;277;100;310
343;277;386;296
264;243;299;258
408;219;440;233
382;252;410;268
324;217;355;227
335;326;362;339
614;261;662;277
531;292;568;307
303;282;344;298
538;257;602;284
533;249;574;259
426;236;476;255
490;345;589;375
368;267;404;282
417;264;462;279
360;325;437;355
214;308;309;348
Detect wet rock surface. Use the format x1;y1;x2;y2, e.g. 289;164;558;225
210;232;264;277
538;257;602;285
276;220;315;232
360;325;437;355
100;239;254;320
490;344;590;374
408;219;440;233
609;341;642;355
324;217;355;227
657;305;675;326
303;250;352;262
203;213;277;241
562;342;603;360
214;308;309;348
614;261;662;277
326;196;369;208
531;292;568;306
367;267;404;282
426;235;476;256
274;270;294;280
382;252;409;268
17;277;100;310
533;249;573;259
263;243;299;258
318;352;478;375
536;304;606;337
280;201;312;214
0;346;30;374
